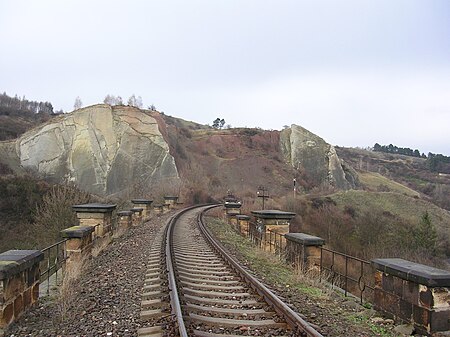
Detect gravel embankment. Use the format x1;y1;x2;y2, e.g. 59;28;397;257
5;213;172;337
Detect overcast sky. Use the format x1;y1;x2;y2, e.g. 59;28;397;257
1;0;449;154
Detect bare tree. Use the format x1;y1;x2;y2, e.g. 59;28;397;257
73;96;82;110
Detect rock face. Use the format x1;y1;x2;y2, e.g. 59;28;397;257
15;104;178;196
280;124;356;189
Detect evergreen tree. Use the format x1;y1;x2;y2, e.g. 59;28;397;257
413;211;437;253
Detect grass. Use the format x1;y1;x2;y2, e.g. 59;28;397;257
204;215;399;336
347;313;394;337
358;171;420;197
330;190;450;235
205;216;327;298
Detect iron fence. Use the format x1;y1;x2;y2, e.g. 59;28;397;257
239;218;373;304
319;247;374;303
40;239;68;296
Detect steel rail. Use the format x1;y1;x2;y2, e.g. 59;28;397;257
198;207;324;337
165;203;219;337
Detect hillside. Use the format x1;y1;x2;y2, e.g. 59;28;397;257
0;104;356;199
1;104;449;270
336;146;450;210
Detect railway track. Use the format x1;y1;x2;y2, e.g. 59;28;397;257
138;205;323;337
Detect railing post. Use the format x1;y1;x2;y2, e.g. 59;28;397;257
131;199;153;221
284;233;325;271
117;210;133;231
251;210;295;253
61;226;94;268
72;203;117;240
0;250;43;329
130;207;143;226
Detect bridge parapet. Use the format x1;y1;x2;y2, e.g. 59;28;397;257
285;233;325;271
117;211;133;230
61;225;94;267
131;199;153;220
130;208;143;226
0;250;43;329
372;258;450;335
72;203;117;239
164;196;179;209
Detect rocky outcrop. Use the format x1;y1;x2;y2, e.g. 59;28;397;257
280;124;357;189
15;104;178;196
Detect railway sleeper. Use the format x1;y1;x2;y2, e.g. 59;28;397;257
188;313;289;329
185;303;275;318
192;331;289;337
178;275;241;285
183;288;251;298
183;294;261;307
180;280;246;291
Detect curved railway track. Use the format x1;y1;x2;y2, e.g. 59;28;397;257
138;205;323;337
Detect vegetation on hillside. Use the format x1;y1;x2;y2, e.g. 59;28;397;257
373;142;450;173
282;191;450;268
0;92;57;140
336;146;450;210
0;175;92;251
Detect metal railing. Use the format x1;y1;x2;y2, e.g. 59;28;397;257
319;247;374;303
40;239;68;296
240;218;373;304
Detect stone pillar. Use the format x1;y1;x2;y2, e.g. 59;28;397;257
285;233;325;270
236;215;250;235
131;199;153;220
72;203;117;239
61;226;94;267
117;211;133;231
153;204;164;215
164;196;179;209
251;210;295;252
371;258;450;335
130;207;143;226
0;250;43;329
223;202;242;217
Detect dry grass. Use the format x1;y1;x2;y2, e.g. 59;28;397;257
91;236;112;258
330;190;450;235
358;171;420;197
54;255;89;323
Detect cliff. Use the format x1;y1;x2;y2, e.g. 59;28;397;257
0;105;356;197
10;104;179;195
280;124;357;189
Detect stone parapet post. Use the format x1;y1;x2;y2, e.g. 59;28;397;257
72;203;117;239
371;258;450;335
251;210;295;252
223;202;242;217
153;204;164;215
285;233;325;270
131;199;153;220
0;250;43;329
130;208;143;226
61;226;94;267
117;211;133;231
236;215;250;235
164;196;179;209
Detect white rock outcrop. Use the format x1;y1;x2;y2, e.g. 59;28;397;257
280;124;355;189
16;104;178;195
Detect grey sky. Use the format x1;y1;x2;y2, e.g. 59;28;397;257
1;0;449;154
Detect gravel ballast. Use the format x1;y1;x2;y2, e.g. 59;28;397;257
4;213;172;337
